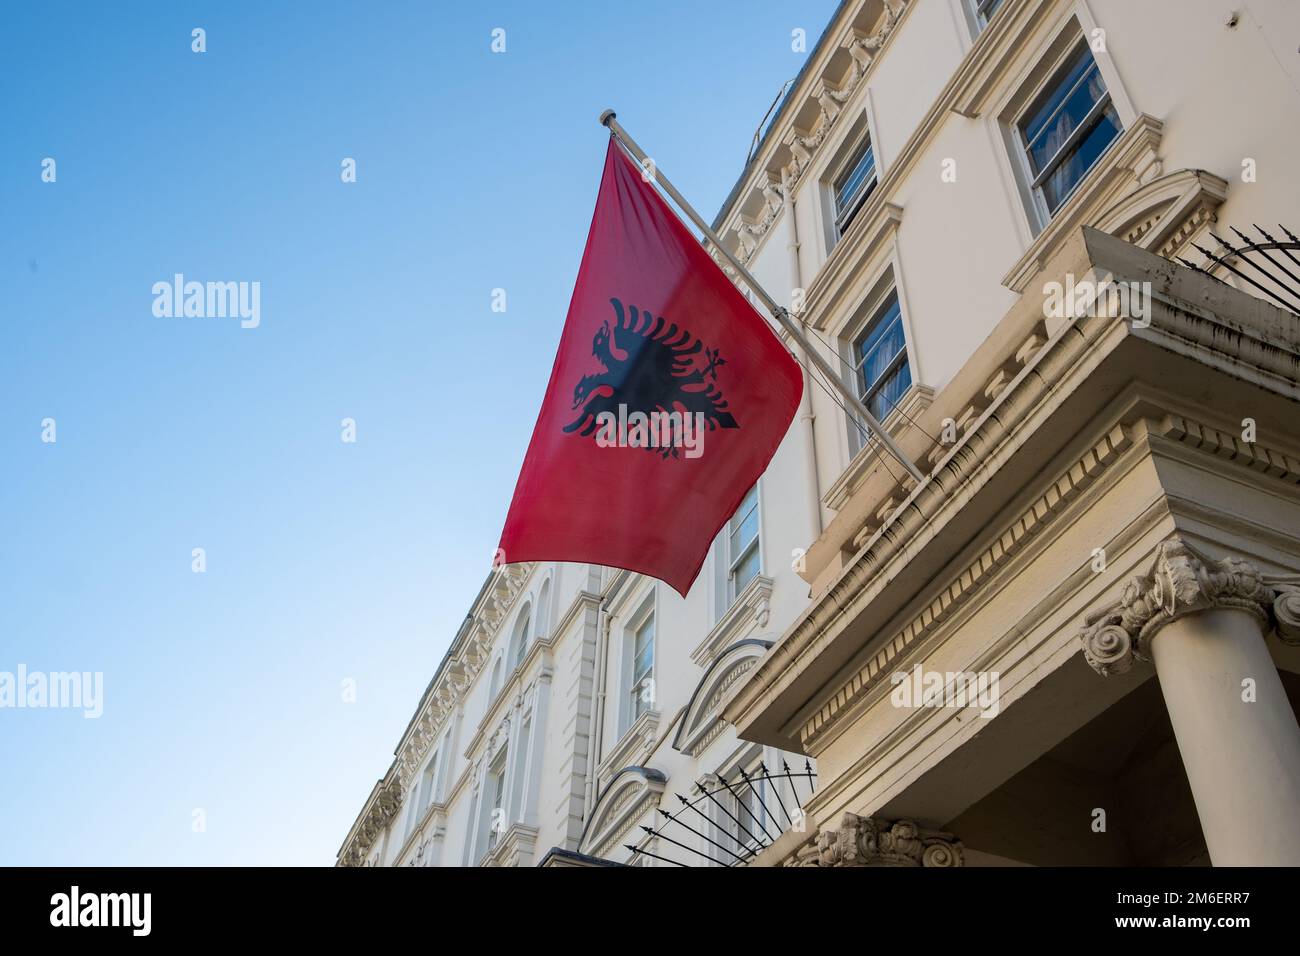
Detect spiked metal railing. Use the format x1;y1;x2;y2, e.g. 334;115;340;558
1179;223;1300;316
623;760;817;867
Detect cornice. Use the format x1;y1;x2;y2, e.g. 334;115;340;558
337;776;401;867
802;420;1134;749
392;562;535;788
710;0;1061;288
338;562;536;865
483;823;540;868
709;0;914;274
724;226;1300;750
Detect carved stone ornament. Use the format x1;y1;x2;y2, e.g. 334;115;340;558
785;813;964;867
1080;537;1291;676
726;0;910;267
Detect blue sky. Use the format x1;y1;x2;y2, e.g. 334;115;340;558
0;1;837;865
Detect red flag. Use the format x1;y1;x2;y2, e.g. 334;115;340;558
498;137;803;596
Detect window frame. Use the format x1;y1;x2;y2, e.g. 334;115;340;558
970;0;1005;29
628;604;656;727
1010;40;1123;226
725;485;762;604
828;130;879;239
844;287;911;441
484;746;509;852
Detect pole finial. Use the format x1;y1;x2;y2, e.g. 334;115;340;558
598;109;617;127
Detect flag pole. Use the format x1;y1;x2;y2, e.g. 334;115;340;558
598;110;926;484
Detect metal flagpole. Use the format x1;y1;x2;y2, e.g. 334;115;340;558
598;109;926;483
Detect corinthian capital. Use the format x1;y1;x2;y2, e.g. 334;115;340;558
785;813;963;867
1081;537;1276;675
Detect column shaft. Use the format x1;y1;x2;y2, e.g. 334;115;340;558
1149;607;1300;865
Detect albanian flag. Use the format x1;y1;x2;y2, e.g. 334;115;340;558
498;137;803;596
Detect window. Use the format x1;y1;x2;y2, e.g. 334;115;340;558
402;787;418;841
629;610;655;725
436;728;453;799
485;748;508;851
1017;44;1122;218
852;291;911;425
715;763;768;860
970;0;1005;29
726;486;761;602
534;579;552;641
729;779;764;854
420;753;438;813
509;604;531;672
831;133;877;237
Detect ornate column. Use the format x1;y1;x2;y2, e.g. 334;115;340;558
1080;537;1300;865
784;814;965;867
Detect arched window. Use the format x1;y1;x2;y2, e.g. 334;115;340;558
488;656;503;700
535;579;552;642
510;604;531;671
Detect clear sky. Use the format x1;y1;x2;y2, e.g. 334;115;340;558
0;0;838;865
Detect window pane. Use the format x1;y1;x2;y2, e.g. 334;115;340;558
834;142;877;232
729;487;758;533
856;296;904;396
732;541;760;594
1021;47;1096;162
835;143;875;208
729;507;758;558
634;641;653;681
1039;103;1121;212
867;357;912;421
634;616;653;657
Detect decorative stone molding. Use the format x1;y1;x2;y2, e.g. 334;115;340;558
712;0;912;270
578;766;667;860
338;562;539;864
784;813;964;867
691;574;775;665
1272;584;1300;645
484;823;540;869
1094;169;1227;262
392;562;533;788
799;421;1133;748
1080;537;1276;676
673;640;772;757
338;778;402;867
598;709;660;786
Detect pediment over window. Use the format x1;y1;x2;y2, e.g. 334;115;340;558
1095;168;1228;261
578;766;667;860
673;639;773;758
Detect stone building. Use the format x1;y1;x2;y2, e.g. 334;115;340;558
340;0;1300;867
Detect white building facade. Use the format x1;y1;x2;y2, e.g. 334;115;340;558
341;0;1300;867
